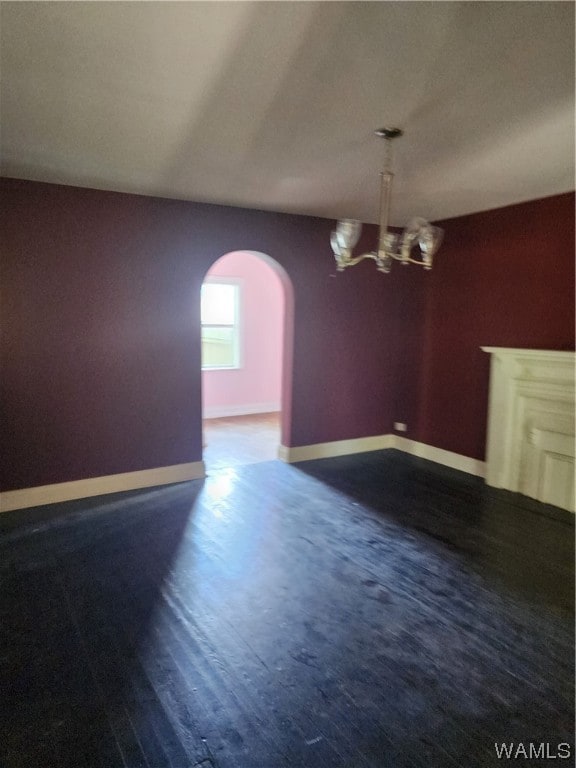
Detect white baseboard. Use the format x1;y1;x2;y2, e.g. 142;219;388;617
0;461;206;514
278;434;485;477
203;402;280;419
2;436;485;515
278;434;395;463
393;436;486;477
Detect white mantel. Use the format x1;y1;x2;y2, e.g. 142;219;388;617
482;347;575;512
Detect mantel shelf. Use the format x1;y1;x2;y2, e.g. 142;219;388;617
481;347;574;360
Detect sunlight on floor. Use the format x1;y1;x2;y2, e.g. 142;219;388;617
202;412;281;472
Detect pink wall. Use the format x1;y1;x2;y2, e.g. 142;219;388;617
202;252;285;416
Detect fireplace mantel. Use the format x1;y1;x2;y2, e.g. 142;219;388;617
482;347;575;511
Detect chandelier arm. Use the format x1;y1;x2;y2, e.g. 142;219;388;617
339;252;377;268
391;253;429;266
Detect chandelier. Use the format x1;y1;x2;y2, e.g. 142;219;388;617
330;128;443;273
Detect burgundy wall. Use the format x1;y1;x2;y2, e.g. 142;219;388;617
406;192;575;461
2;180;573;493
1;178;413;491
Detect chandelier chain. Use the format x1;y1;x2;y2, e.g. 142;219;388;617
383;137;393;174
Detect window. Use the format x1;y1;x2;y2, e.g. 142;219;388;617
201;280;241;370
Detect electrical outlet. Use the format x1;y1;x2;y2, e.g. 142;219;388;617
393;422;407;433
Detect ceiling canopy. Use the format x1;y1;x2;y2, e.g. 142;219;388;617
1;2;574;224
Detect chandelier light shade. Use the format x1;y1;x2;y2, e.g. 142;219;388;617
331;128;443;273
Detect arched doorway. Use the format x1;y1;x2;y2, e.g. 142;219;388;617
200;251;293;472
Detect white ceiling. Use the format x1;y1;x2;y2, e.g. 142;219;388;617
1;2;574;224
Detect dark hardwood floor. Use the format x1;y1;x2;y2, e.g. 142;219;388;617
0;451;573;767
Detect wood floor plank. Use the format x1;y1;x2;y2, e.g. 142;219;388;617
0;452;573;767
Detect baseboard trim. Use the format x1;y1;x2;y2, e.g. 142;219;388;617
393;436;486;477
2;437;485;514
0;461;206;513
204;403;280;419
278;434;395;463
279;434;485;477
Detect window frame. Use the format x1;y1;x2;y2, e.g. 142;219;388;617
200;277;242;371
